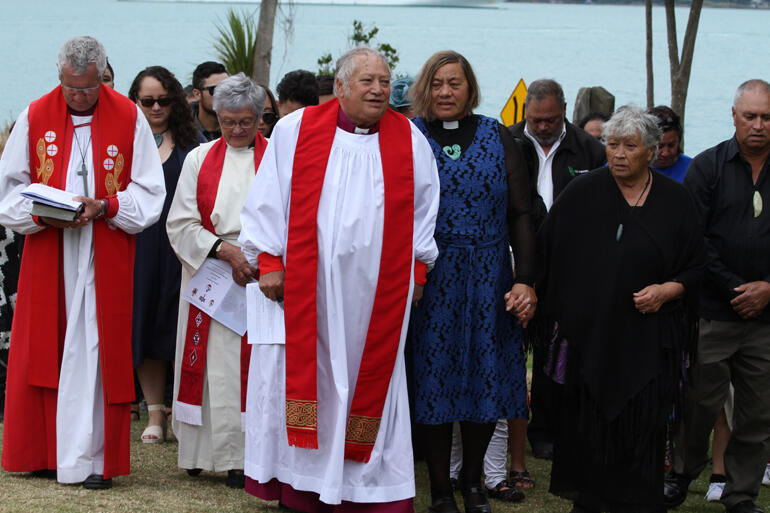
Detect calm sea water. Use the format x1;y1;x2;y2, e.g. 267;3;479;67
2;0;768;154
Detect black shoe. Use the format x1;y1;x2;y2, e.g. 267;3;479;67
461;486;492;513
83;474;112;490
726;500;765;513
226;469;245;488
186;468;203;477
531;441;554;460
486;480;524;502
662;472;690;509
428;496;461;513
30;469;57;479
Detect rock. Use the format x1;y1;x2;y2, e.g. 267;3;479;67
572;86;615;123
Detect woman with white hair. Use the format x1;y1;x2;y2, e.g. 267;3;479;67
538;106;705;513
166;72;267;488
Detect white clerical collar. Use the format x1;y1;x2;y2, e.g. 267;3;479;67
442;120;459;130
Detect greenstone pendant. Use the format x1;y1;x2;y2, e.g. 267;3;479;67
754;190;763;218
442;144;461;161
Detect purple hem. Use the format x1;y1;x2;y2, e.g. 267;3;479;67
245;477;414;513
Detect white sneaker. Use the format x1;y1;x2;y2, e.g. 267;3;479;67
763;463;770;486
704;481;724;502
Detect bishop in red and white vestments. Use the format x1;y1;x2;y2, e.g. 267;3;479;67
238;99;440;511
0;85;165;482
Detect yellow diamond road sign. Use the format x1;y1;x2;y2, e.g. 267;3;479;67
500;79;527;127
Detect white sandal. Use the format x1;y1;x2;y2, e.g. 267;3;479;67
140;404;167;444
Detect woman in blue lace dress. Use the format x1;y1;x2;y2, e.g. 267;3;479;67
408;51;536;513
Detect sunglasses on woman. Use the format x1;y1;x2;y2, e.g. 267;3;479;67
262;111;278;125
138;97;173;108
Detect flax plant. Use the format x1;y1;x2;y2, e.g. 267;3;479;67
213;9;258;77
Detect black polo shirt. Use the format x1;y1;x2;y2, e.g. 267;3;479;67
684;136;770;321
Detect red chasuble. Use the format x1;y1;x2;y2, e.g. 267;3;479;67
282;99;414;463
175;135;267;426
2;85;137;479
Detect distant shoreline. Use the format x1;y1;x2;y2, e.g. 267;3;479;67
504;0;770;8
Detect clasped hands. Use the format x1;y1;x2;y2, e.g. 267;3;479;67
505;283;537;328
633;281;684;315
217;241;258;287
731;281;770;319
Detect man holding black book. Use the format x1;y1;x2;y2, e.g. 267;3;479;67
0;36;164;489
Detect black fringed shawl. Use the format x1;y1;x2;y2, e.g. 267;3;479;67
537;167;705;422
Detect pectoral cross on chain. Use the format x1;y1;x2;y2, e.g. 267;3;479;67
72;121;92;197
78;164;89;197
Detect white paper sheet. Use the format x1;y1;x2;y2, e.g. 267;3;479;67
182;258;247;336
246;282;285;345
21;183;83;210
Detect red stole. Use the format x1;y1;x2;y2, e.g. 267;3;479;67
175;135;267;426
18;85;137;402
284;99;414;462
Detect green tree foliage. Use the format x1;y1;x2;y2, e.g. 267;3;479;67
317;20;399;76
317;53;334;76
213;9;258;76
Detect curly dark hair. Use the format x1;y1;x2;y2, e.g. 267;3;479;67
276;69;319;107
128;66;199;149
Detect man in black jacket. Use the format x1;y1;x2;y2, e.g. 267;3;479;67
664;79;770;513
508;79;606;460
508;79;606;231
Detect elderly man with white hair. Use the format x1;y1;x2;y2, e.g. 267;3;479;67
0;36;165;489
239;46;440;511
166;72;268;489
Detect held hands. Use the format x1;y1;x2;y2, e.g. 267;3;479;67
731;281;770;319
259;270;285;302
41;196;102;229
218;242;258;286
633;282;684;314
505;283;537;328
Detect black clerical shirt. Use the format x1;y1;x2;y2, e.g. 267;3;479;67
684;136;770;322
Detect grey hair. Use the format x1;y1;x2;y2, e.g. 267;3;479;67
57;36;107;76
602;105;662;162
524;79;566;109
734;79;770;107
213;72;266;116
333;45;389;97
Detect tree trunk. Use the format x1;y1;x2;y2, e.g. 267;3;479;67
645;0;654;109
252;0;278;86
664;0;703;139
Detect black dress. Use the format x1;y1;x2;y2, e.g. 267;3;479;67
538;168;705;512
132;142;198;366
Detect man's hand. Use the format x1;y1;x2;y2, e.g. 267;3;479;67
217;242;257;286
259;270;285;302
40;196;101;229
505;283;537;328
731;281;770;319
412;284;424;306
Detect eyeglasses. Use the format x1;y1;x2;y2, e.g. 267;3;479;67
220;118;257;130
61;84;100;94
201;85;216;96
138;97;173;108
261;112;278;125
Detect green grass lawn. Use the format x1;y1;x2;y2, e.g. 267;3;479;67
1;415;767;512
